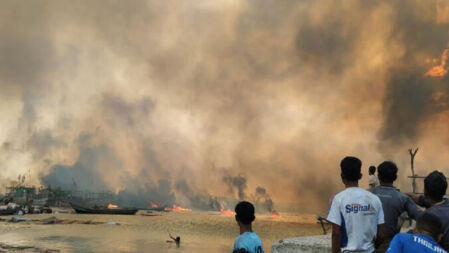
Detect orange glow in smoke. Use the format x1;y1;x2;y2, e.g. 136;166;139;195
164;204;192;212
220;208;236;216
107;203;118;209
270;210;281;219
150;203;159;208
426;49;449;77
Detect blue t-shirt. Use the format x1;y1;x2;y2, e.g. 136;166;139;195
233;232;264;253
387;233;447;253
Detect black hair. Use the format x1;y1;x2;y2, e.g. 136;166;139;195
416;212;442;239
377;161;398;183
235;201;255;225
424;171;448;202
340;156;362;181
369;166;376;175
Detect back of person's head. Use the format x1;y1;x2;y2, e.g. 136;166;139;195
340;156;362;181
424;171;447;202
235;201;255;225
369;166;376;175
416;212;442;240
377;161;398;183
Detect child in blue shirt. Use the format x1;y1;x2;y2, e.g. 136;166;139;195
387;212;447;253
233;201;264;253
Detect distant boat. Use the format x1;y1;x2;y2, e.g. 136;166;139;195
0;209;16;216
70;202;138;215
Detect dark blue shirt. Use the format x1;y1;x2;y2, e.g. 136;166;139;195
370;185;422;239
425;200;449;251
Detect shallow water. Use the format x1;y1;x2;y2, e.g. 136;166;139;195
0;211;323;252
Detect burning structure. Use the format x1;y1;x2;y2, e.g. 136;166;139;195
0;0;449;214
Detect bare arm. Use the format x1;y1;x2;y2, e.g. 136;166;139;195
375;224;385;249
331;223;342;253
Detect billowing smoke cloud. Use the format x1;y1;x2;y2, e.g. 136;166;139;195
1;0;449;213
223;174;247;200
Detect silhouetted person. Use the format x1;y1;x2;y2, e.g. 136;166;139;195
167;232;180;247
409;171;449;251
327;156;385;253
370;161;422;252
369;165;380;189
233;201;264;253
387;212;446;253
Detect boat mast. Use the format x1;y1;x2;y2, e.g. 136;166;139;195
408;148;418;194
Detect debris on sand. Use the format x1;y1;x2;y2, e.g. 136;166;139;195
0;242;60;252
4;216;104;225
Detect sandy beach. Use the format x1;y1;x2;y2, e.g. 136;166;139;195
0;211;323;252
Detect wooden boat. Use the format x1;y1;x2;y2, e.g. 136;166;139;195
0;209;16;216
70;202;138;215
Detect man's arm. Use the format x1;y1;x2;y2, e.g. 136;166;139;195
331;223;342;253
405;196;422;219
375;224;385;249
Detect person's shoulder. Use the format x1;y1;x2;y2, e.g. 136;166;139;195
392;233;413;243
331;189;348;202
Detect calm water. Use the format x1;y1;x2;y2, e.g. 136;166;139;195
0;211;322;252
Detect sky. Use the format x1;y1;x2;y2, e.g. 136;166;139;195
0;0;448;212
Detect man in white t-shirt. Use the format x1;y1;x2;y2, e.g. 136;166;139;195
327;156;385;253
368;165;380;189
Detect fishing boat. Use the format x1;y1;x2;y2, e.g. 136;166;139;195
70;202;138;215
0;209;16;216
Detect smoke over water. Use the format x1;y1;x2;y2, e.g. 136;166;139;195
1;0;449;212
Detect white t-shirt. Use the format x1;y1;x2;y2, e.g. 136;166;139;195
327;187;385;253
368;175;380;187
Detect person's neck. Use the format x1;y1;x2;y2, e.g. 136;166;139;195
345;181;358;188
427;198;444;207
239;224;252;235
417;230;437;241
380;182;393;187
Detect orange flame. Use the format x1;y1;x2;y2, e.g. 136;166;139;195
164;204;192;212
107;203;118;209
220;208;236;216
270;210;281;219
150;203;159;208
426;49;448;77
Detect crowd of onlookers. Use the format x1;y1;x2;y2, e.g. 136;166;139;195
231;156;448;253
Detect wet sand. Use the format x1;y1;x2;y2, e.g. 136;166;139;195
0;211;323;252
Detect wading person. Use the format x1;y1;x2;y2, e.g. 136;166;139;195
370;161;422;252
387;212;447;253
327;156;385;253
369;165;380;189
167;232;180;247
409;171;449;251
233;201;264;253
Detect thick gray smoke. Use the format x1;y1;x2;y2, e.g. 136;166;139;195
1;0;449;213
223;174;247;200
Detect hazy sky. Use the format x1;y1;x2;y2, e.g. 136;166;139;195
0;0;448;212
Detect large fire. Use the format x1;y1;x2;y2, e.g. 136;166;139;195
220;208;236;216
164;204;192;212
426;49;448;77
107;203;118;209
270;210;281;219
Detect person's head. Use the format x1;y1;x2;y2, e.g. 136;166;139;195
235;201;255;226
377;161;398;184
369;166;376;175
415;212;443;241
340;156;362;184
424;171;447;202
